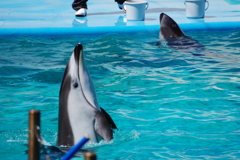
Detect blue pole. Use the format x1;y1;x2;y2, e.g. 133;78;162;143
61;136;90;160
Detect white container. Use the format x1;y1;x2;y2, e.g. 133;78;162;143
184;0;209;18
124;1;148;21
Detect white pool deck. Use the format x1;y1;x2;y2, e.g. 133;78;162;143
0;0;240;35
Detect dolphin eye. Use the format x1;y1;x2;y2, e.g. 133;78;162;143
73;83;78;88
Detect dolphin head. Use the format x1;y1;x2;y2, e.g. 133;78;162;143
57;43;100;146
59;43;100;111
159;13;186;39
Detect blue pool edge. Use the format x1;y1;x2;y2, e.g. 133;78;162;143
1;21;240;36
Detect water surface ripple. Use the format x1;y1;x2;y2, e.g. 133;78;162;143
0;31;240;159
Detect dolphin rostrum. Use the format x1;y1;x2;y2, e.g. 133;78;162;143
57;43;117;146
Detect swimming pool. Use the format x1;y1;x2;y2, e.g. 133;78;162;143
0;30;240;159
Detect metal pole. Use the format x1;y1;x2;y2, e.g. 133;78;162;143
61;136;90;160
28;110;40;160
84;152;97;160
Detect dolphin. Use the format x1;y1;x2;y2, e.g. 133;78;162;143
160;13;186;40
57;43;117;146
159;13;205;55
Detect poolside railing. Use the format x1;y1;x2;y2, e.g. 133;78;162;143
28;110;40;160
28;110;96;160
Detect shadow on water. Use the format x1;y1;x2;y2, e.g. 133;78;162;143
26;144;93;160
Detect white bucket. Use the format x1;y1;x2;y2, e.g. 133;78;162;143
184;0;209;18
124;0;148;21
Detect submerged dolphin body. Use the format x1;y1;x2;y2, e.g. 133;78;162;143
159;13;204;55
57;43;117;146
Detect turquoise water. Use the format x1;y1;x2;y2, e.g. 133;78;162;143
0;30;240;159
224;0;240;5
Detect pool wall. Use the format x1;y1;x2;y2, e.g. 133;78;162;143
1;21;240;36
0;0;240;36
